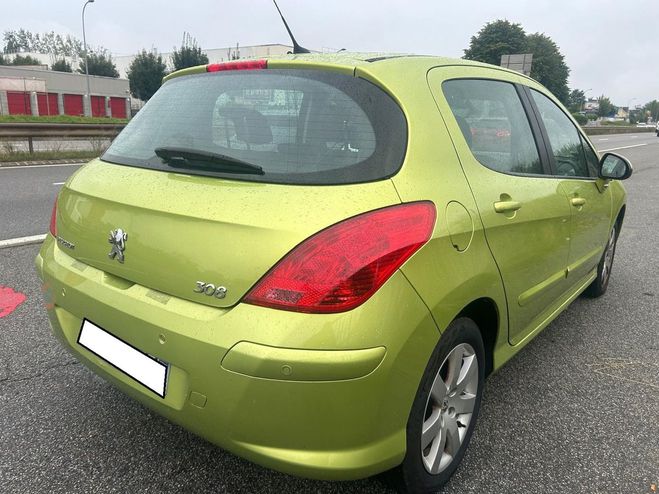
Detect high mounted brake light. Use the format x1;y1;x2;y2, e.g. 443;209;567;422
244;202;436;314
206;60;268;72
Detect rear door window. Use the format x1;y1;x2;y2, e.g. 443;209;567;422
103;70;407;185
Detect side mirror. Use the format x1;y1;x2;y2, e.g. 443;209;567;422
599;152;633;180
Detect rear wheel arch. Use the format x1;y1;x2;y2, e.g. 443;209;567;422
455;298;499;377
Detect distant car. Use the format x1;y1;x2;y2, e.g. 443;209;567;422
36;53;633;493
656;121;659;136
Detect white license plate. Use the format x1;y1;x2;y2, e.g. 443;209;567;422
78;319;168;398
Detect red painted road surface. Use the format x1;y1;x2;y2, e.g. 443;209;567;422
0;286;26;318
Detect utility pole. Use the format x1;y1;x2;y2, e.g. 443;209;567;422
82;0;95;117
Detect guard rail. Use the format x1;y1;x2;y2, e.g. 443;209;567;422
0;122;126;153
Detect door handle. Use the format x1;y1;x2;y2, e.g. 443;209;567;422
570;197;586;207
493;200;522;213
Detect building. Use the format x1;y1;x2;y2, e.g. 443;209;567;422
112;43;295;77
615;107;629;120
0;64;130;118
0;44;299;118
583;98;599;114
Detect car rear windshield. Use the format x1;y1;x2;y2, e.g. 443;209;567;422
102;69;408;185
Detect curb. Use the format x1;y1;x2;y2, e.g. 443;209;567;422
0;234;47;250
0;159;89;168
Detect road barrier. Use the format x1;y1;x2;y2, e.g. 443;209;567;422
0;122;126;154
583;126;655;136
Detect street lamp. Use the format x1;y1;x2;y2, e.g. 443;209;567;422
82;0;95;117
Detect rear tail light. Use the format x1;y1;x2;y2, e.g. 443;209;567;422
207;59;268;72
49;197;58;237
244;202;436;313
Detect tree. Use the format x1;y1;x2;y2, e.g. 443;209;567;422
644;100;659;122
463;21;571;104
51;59;72;72
3;29;83;57
10;54;43;65
0;53;6;65
78;50;119;78
629;111;640;125
3;29;27;53
171;35;208;71
463;20;527;66
127;50;167;101
525;33;570;104
567;89;586;113
597;96;615;118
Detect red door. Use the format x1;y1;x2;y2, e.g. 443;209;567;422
63;94;84;116
37;93;59;116
90;95;105;117
7;92;31;115
109;97;127;118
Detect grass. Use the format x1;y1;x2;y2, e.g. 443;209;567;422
0;115;128;125
0;149;100;162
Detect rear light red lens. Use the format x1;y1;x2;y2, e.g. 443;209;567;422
49;197;58;237
207;59;267;72
244;202;436;313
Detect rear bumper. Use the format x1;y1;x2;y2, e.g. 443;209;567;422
35;235;440;480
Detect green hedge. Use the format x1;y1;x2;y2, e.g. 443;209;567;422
571;113;588;125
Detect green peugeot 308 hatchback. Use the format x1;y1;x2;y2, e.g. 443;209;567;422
35;53;632;493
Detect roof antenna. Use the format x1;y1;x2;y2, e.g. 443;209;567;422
272;0;310;54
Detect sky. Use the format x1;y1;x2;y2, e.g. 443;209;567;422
4;0;658;106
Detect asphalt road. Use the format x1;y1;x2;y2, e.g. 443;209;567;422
1;133;658;493
0;164;82;240
589;131;659;152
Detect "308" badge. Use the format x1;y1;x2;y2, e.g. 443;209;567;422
193;281;227;299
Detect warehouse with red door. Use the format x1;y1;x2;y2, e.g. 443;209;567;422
0;64;130;119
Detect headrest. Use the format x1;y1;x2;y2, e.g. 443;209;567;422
218;107;273;145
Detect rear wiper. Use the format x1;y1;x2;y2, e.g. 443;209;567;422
154;147;265;175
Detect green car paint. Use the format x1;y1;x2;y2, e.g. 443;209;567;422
35;53;628;481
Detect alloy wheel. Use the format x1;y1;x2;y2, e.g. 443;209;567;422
601;227;616;285
421;343;479;474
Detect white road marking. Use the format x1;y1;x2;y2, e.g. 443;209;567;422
599;143;648;152
0;163;83;171
52;182;65;185
0;234;47;249
597;138;610;141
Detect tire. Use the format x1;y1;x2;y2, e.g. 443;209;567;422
391;317;485;493
584;223;618;298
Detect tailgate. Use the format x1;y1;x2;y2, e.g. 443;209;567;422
55;160;401;308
